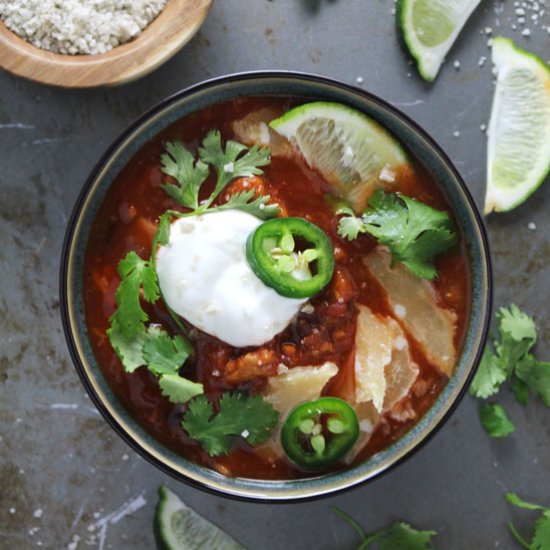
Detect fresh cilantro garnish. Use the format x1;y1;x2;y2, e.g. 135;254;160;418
198;130;271;205
470;304;549;438
107;324;147;373
333;507;437;550
469;348;508;400
216;189;281;220
107;251;200;402
516;355;550;408
479;403;515;438
470;305;546;404
161;141;209;211
337;190;457;280
142;325;193;376
182;393;279;457
506;493;550;550
109;252;159;339
158;374;204;405
160;130;275;219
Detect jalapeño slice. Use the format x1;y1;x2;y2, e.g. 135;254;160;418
281;397;359;470
245;217;334;299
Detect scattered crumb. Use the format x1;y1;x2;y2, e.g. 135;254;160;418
528;222;537;231
356;76;364;84
33;508;43;519
453;60;461;69
453;130;461;138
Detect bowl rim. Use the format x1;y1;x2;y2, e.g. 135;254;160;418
60;70;493;502
0;0;213;88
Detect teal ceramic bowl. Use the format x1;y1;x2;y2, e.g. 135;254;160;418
60;72;492;502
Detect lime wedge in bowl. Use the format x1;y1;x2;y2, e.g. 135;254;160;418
485;37;550;214
154;485;244;550
396;0;481;81
270;101;408;212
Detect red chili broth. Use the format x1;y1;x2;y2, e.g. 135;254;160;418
83;97;471;480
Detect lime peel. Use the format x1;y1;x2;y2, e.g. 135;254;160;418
397;0;482;81
485;37;550;214
270;101;408;213
154;485;245;550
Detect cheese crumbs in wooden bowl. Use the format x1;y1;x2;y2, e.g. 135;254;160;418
0;0;213;87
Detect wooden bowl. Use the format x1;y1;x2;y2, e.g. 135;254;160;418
0;0;213;88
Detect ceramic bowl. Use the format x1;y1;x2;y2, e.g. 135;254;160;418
60;72;492;501
0;0;213;88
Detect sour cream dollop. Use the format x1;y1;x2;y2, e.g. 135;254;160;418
155;210;306;347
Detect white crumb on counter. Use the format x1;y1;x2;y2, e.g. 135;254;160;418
0;0;168;55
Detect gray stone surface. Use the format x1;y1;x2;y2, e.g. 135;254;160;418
1;1;549;549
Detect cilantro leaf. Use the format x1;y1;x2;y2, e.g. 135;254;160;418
516;355;550;407
506;493;550;550
142;325;193;376
199;130;271;206
107;324;146;373
375;522;437;550
479;403;515;438
507;493;548;512
337;190;456;280
338;214;366;241
333;508;437;550
470;305;538;399
533;514;550;550
161;141;209;210
109;252;159;339
511;373;530;406
215;189;281;220
182;393;279;457
496;305;537;377
469;348;507;399
158;373;203;404
156;212;171;247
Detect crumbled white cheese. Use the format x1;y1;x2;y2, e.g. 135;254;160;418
223;162;235;173
276;364;289;375
241;429;250;439
379;164;396;183
0;0;168;55
394;304;407;319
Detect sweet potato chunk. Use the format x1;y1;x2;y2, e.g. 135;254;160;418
225;349;279;385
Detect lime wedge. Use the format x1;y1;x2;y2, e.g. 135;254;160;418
270;102;408;212
485;37;550;214
154;485;245;550
396;0;481;81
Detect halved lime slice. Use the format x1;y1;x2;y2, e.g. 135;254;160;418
270;102;408;212
485;37;550;214
396;0;481;81
154;485;244;550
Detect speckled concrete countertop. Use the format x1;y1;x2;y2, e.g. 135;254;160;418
1;1;549;549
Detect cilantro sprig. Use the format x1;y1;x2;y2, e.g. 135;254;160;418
182;393;279;456
107;130;281;405
160;130;276;219
470;304;550;438
333;507;438;550
506;493;550;550
337;190;457;280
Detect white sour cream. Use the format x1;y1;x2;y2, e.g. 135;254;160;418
155;210;306;347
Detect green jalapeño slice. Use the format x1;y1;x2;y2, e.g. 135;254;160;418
281;397;359;469
245;217;335;299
